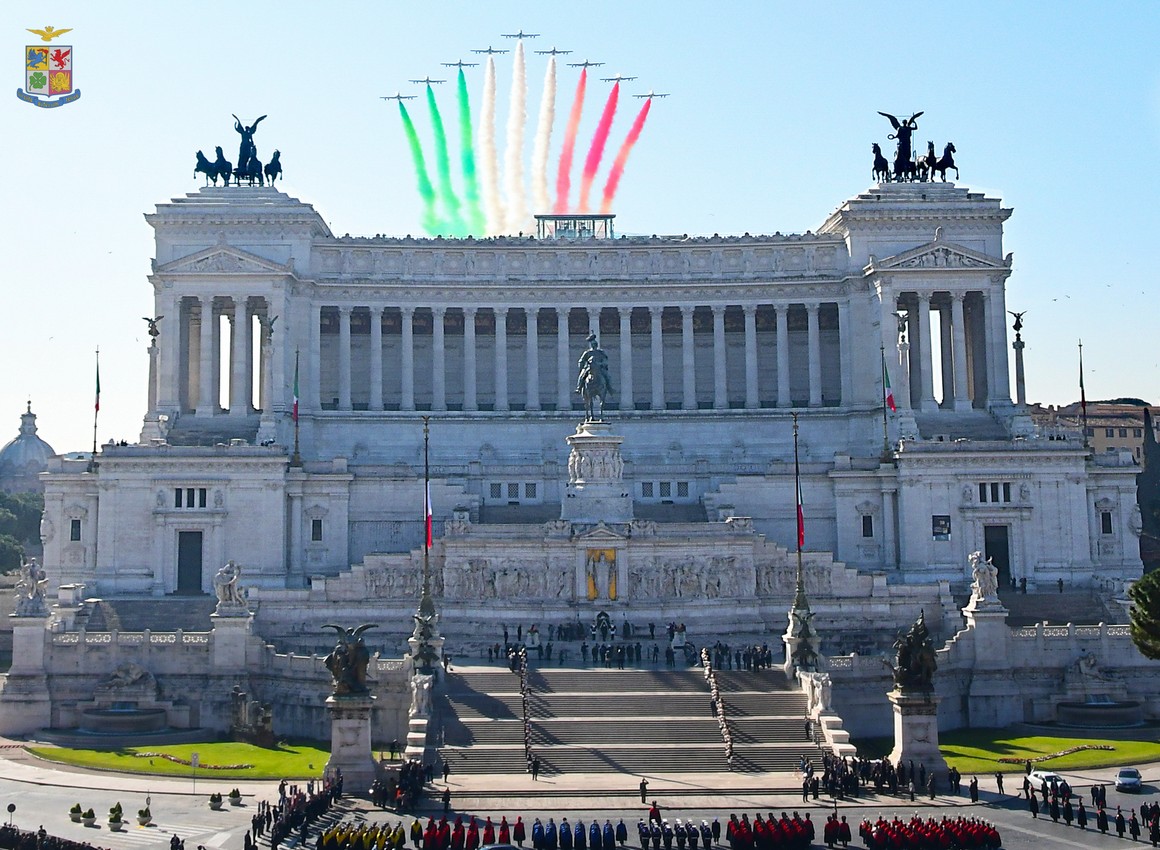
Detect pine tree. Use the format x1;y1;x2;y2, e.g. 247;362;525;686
1128;570;1160;660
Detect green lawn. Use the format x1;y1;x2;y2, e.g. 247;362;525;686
27;740;329;780
852;729;1160;774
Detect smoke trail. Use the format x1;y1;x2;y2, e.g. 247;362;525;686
478;57;503;235
503;40;528;233
531;56;557;218
426;84;465;235
398;102;441;234
457;68;484;234
555;68;587;213
578;82;619;212
600;98;652;214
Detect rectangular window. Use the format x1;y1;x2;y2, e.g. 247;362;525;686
489;483;502;499
1002;483;1011;503
990;483;1000;503
1135;428;1143;438
659;481;672;498
198;488;207;508
861;515;874;538
311;518;324;542
1120;428;1128;438
507;483;520;500
978;483;988;503
524;483;537;499
641;482;654;498
677;481;689;498
70;519;81;542
1086;427;1095;437
1100;511;1113;535
1106;428;1115;438
175;488;183;508
186;488;195;508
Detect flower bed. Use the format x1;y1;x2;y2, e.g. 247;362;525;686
132;751;254;770
997;744;1115;764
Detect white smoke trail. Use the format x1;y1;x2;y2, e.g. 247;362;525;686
531;56;557;220
503;41;528;234
479;56;503;235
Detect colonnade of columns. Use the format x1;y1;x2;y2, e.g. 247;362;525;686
174;296;273;415
306;303;843;415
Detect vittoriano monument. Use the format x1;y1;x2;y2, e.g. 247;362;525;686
872;111;958;183
322;623;380;791
887;610;948;778
193;114;282;187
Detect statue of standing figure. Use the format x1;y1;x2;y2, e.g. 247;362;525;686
968;551;999;602
576;333;614;420
233;114;266;175
878;111;923;180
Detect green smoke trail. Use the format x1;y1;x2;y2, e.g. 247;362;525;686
457;69;485;234
399;102;441;235
426;85;466;236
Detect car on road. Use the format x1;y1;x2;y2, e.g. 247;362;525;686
1028;770;1064;791
1116;767;1142;792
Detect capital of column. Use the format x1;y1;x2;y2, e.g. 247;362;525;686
401;306;415;319
432;306;446;319
339;305;352;315
742;304;757;317
917;292;932;306
805;302;820;316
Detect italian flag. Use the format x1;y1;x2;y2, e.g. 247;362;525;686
796;479;805;549
425;481;433;549
94;356;101;412
292;353;299;423
883;354;896;412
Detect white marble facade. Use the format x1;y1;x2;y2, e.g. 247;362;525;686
38;182;1142;637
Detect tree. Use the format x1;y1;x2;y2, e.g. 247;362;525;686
1128;569;1160;660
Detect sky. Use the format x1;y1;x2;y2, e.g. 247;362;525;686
3;1;1160;453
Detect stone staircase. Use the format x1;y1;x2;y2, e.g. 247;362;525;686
437;666;822;776
913;410;1008;441
79;596;218;633
996;589;1122;628
163;414;262;447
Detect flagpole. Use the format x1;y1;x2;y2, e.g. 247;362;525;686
420;415;435;619
89;348;100;473
880;344;890;456
1079;340;1089;449
291;349;302;467
792;412;805;607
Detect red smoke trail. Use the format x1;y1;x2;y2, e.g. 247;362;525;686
578;82;619;212
600;98;652;214
555;68;587;213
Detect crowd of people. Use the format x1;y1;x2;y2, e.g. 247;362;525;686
371;759;427;811
857;814;1002;849
265;775;343;850
1027;780;1160;842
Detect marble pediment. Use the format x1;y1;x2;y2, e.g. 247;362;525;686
157;245;293;276
575;521;628;541
869;239;1008;273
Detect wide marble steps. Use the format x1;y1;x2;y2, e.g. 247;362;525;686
437;666;822;776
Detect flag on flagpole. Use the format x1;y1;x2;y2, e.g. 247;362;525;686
882;353;896;412
796;479;805;549
94;356;101;412
292;353;300;423
425;481;433;549
1079;344;1087;417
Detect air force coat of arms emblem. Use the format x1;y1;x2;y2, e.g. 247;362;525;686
18;25;81;108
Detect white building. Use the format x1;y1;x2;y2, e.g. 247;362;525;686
39;181;1141;651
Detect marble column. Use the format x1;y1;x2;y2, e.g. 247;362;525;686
369;307;383;411
557;307;571;411
432;307;446;412
939;302;954;408
837;300;853;406
494;307;509;411
712;306;727;410
650;306;664;410
950;293;971;411
463;308;478;412
588;307;600;337
401;306;415;412
197;296;216;416
229;301;249;415
681;306;696;410
338;306;353;411
309;304;322;410
776;306;791;408
618;307;633;412
743;305;758;409
157;295;181;415
916;294;937;411
525;307;540;411
807;303;822;407
979;292;994;406
989;279;1012;405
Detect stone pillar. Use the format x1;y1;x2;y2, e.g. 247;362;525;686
916;294;937;411
464;308;478;412
156;298;181;416
309;304;322;411
525;307;540;411
743;305;758;409
229;301;250;415
432;307;446;412
807;303;822;407
939;302;954;408
618;307;633;412
837;301;853;407
325;694;379;792
650;306;664;411
338;306;353;411
1013;337;1027;406
141;340;164;442
681;305;696;410
494;307;509;411
950;293;971;411
557;307;571;411
989;279;1012;405
776;306;791;408
369;307;383;411
196;296;216;416
400;307;415;411
0;612;51;735
563;421;633;523
979;292;995;407
712;306;727;410
887;690;949;780
211;610;253;671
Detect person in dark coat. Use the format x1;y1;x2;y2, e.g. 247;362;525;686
1078;801;1088;830
560;821;572;850
1029;792;1040;819
1129;811;1140;842
1050;795;1061;823
1118;808;1128;839
1063;798;1074;826
590;820;602;850
615;820;628;847
1098;806;1109;834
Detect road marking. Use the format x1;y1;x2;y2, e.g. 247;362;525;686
999;820;1107;849
203;832;233;847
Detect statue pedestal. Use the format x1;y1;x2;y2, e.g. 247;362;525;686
325;694;379;794
563;420;632;524
962;596;1009;670
887;689;948;781
0;613;51;735
210;611;253;671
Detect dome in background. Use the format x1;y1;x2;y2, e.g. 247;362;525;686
0;402;56;493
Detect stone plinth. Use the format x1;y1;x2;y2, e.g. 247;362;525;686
325;694;379;794
563;420;632;524
887;689;948;780
961;595;1009;670
0;613;51;735
211;611;254;670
